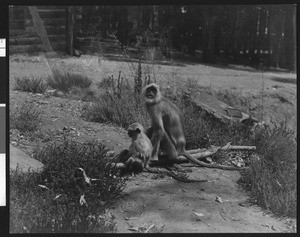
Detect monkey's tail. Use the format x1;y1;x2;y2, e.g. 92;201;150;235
182;151;245;171
145;166;207;183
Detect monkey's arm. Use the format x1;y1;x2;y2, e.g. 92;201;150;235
112;149;131;163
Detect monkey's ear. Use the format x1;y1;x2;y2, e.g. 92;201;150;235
135;128;141;133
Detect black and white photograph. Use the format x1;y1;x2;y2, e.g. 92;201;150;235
9;5;297;233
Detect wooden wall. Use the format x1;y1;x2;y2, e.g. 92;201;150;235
9;6;67;54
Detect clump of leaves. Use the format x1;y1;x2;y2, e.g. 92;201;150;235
14;76;48;93
10;103;42;133
47;70;92;93
10;139;126;233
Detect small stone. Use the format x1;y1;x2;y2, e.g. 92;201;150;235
204;157;213;163
107;151;115;157
193;212;204;221
215;196;223;203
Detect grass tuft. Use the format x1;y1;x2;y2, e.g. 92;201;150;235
47;70;92;93
10;103;42;133
14;76;48;94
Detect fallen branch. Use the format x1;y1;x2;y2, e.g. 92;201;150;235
188;142;256;155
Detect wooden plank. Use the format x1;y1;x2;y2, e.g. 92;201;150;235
28;6;53;52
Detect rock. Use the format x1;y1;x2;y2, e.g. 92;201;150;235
204;157;213;163
193;212;204;221
107;150;115;157
215;196;223;203
10;144;44;173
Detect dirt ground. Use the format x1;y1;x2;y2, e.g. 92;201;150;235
9;52;296;233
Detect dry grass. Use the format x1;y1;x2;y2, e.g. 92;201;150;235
14;76;48;94
10;103;42;134
47;70;92;93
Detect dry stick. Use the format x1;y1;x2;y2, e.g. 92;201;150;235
178;142;254;170
188;142;256;155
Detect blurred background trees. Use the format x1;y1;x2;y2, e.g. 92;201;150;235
73;5;296;70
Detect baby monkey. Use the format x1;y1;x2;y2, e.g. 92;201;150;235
120;122;207;183
125;122;152;173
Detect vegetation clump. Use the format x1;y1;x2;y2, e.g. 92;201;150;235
240;123;296;218
10;103;42;133
14;76;48;94
10;139;126;233
47;70;92;93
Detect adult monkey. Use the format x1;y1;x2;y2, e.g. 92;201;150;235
142;83;242;170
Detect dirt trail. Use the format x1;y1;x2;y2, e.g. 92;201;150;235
9;54;294;232
110;168;288;233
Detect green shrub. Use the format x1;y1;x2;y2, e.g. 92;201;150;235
10;103;42;133
14;76;48;93
240;123;296;218
10;139;126;233
47;70;92;93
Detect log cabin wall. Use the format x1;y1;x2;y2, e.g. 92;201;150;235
9;6;67;54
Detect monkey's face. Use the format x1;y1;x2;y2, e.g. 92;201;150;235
127;127;141;138
145;85;157;99
143;83;162;104
127;122;144;138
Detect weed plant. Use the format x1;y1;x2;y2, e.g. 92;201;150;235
10;139;126;233
83;68;148;128
10;103;42;134
47;70;92;93
82;89;148;128
14;76;48;94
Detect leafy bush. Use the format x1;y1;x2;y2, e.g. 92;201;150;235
47;70;92;93
10;139;126;233
14;76;48;93
240;123;296;218
10;103;42;133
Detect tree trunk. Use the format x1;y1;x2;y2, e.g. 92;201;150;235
233;6;240;57
117;6;128;45
153;5;159;32
66;6;75;56
276;9;286;68
82;6;91;34
202;8;216;63
268;7;285;68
